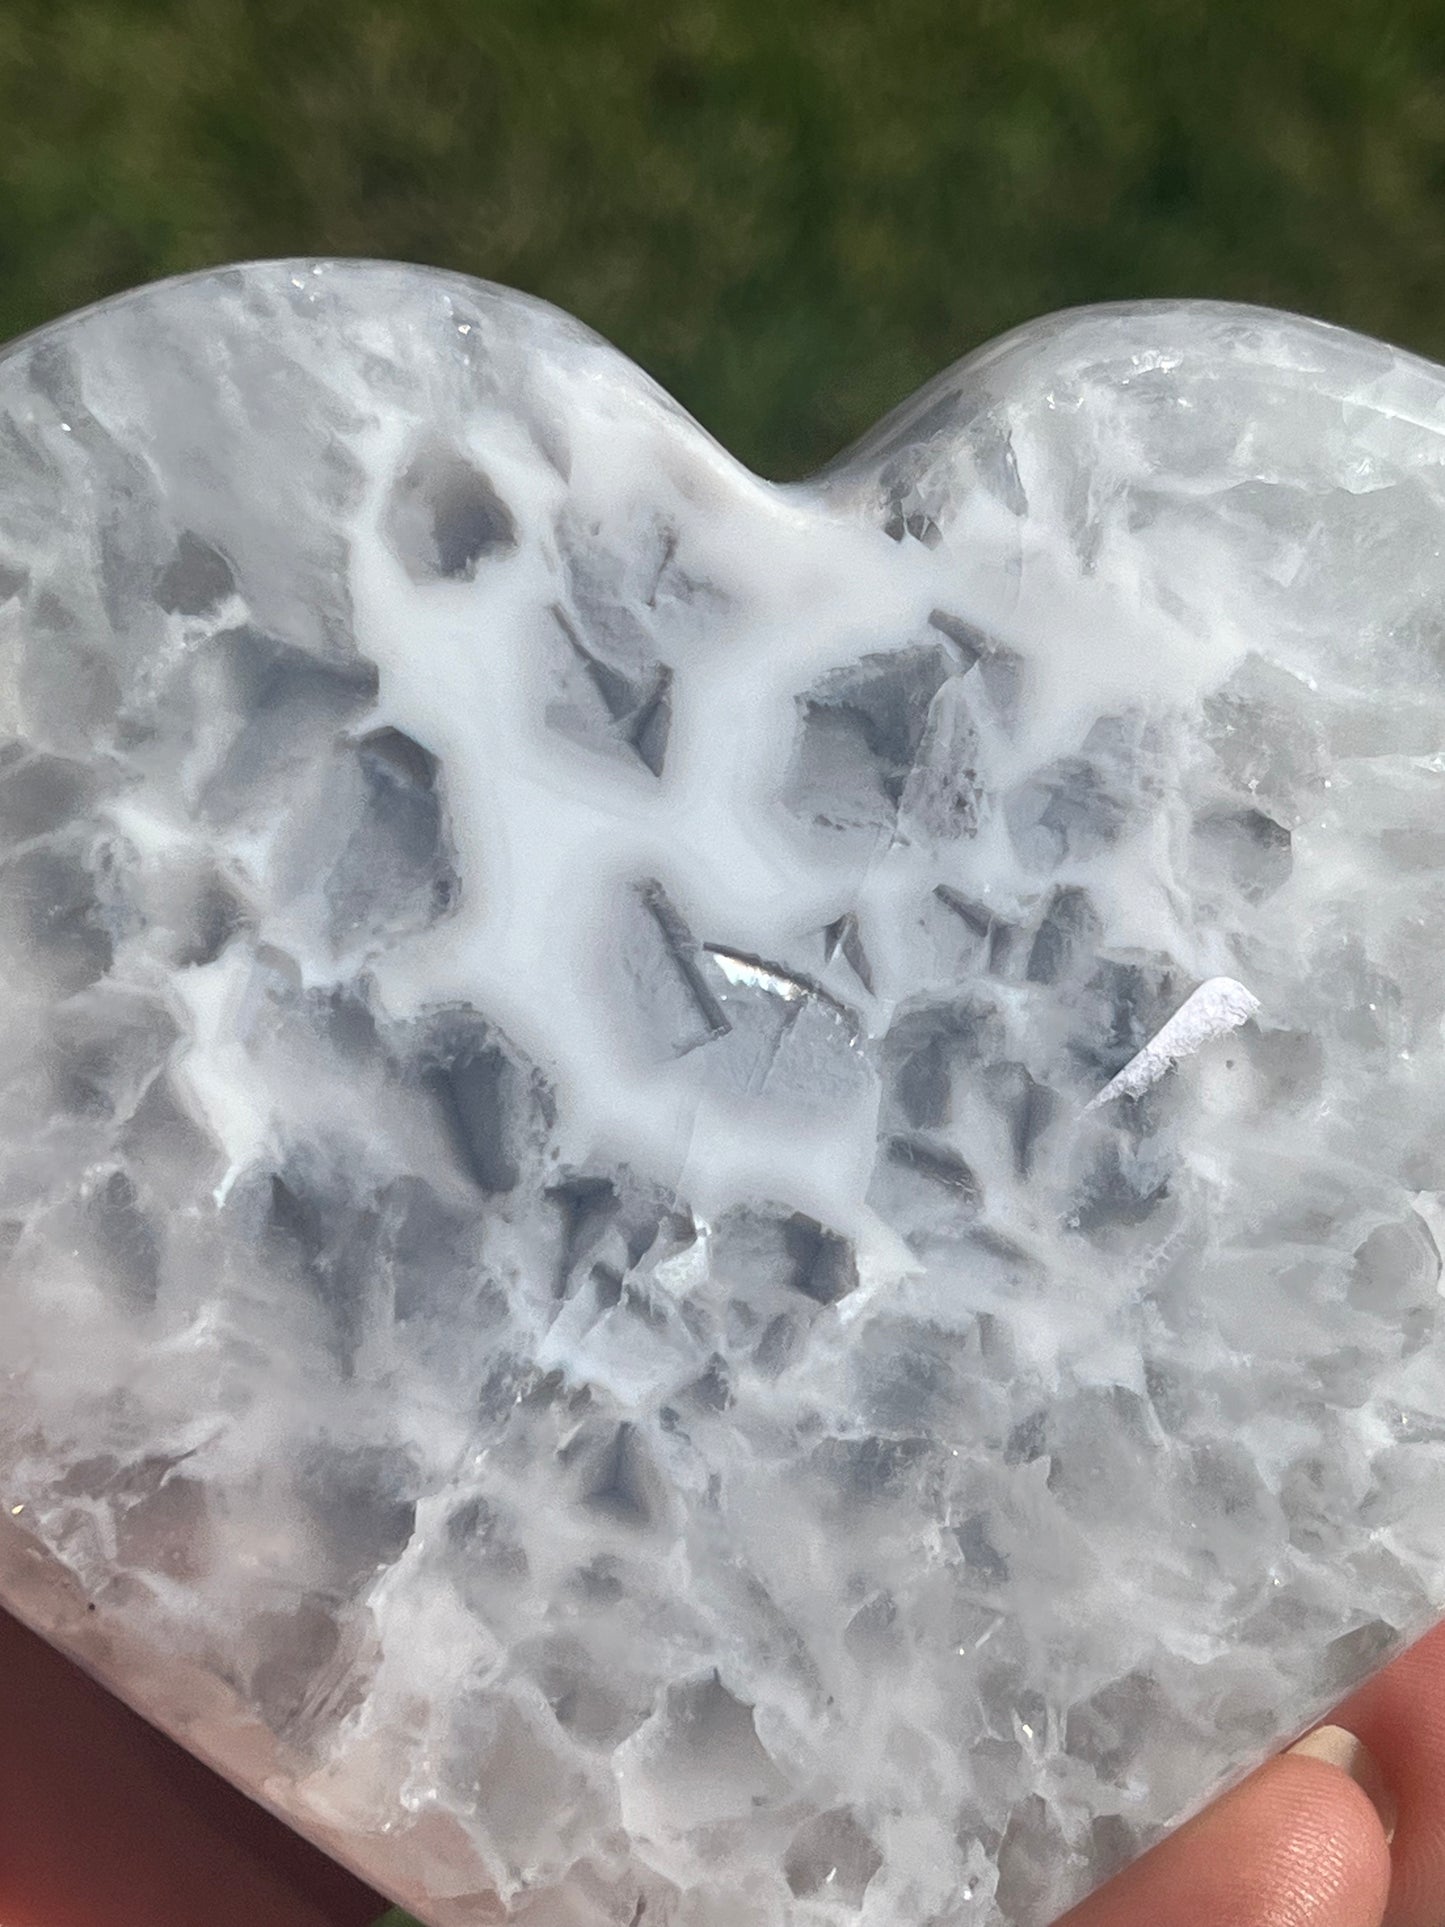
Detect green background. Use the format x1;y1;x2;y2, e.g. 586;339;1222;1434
2;0;1444;479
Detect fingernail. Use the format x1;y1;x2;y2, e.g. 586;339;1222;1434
1286;1724;1398;1844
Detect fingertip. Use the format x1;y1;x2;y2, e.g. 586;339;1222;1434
1334;1623;1445;1927
1061;1742;1392;1927
1286;1724;1397;1844
0;1608;382;1927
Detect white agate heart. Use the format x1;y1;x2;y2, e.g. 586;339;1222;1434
2;262;1445;1927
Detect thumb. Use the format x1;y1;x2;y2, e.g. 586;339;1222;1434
1058;1725;1394;1927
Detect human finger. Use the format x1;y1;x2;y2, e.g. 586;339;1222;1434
0;1606;382;1927
1057;1726;1393;1927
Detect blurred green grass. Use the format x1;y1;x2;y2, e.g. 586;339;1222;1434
1;0;1444;476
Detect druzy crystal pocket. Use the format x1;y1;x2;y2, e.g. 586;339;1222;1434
2;263;1445;1927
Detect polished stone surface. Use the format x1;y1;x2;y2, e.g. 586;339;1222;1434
3;263;1445;1927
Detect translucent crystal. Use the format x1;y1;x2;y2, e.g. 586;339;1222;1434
3;264;1445;1927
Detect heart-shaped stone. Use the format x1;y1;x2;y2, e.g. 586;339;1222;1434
3;261;1445;1927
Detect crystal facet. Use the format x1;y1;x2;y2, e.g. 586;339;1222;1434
3;262;1445;1927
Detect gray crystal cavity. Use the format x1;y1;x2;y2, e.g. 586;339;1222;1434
3;263;1445;1927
